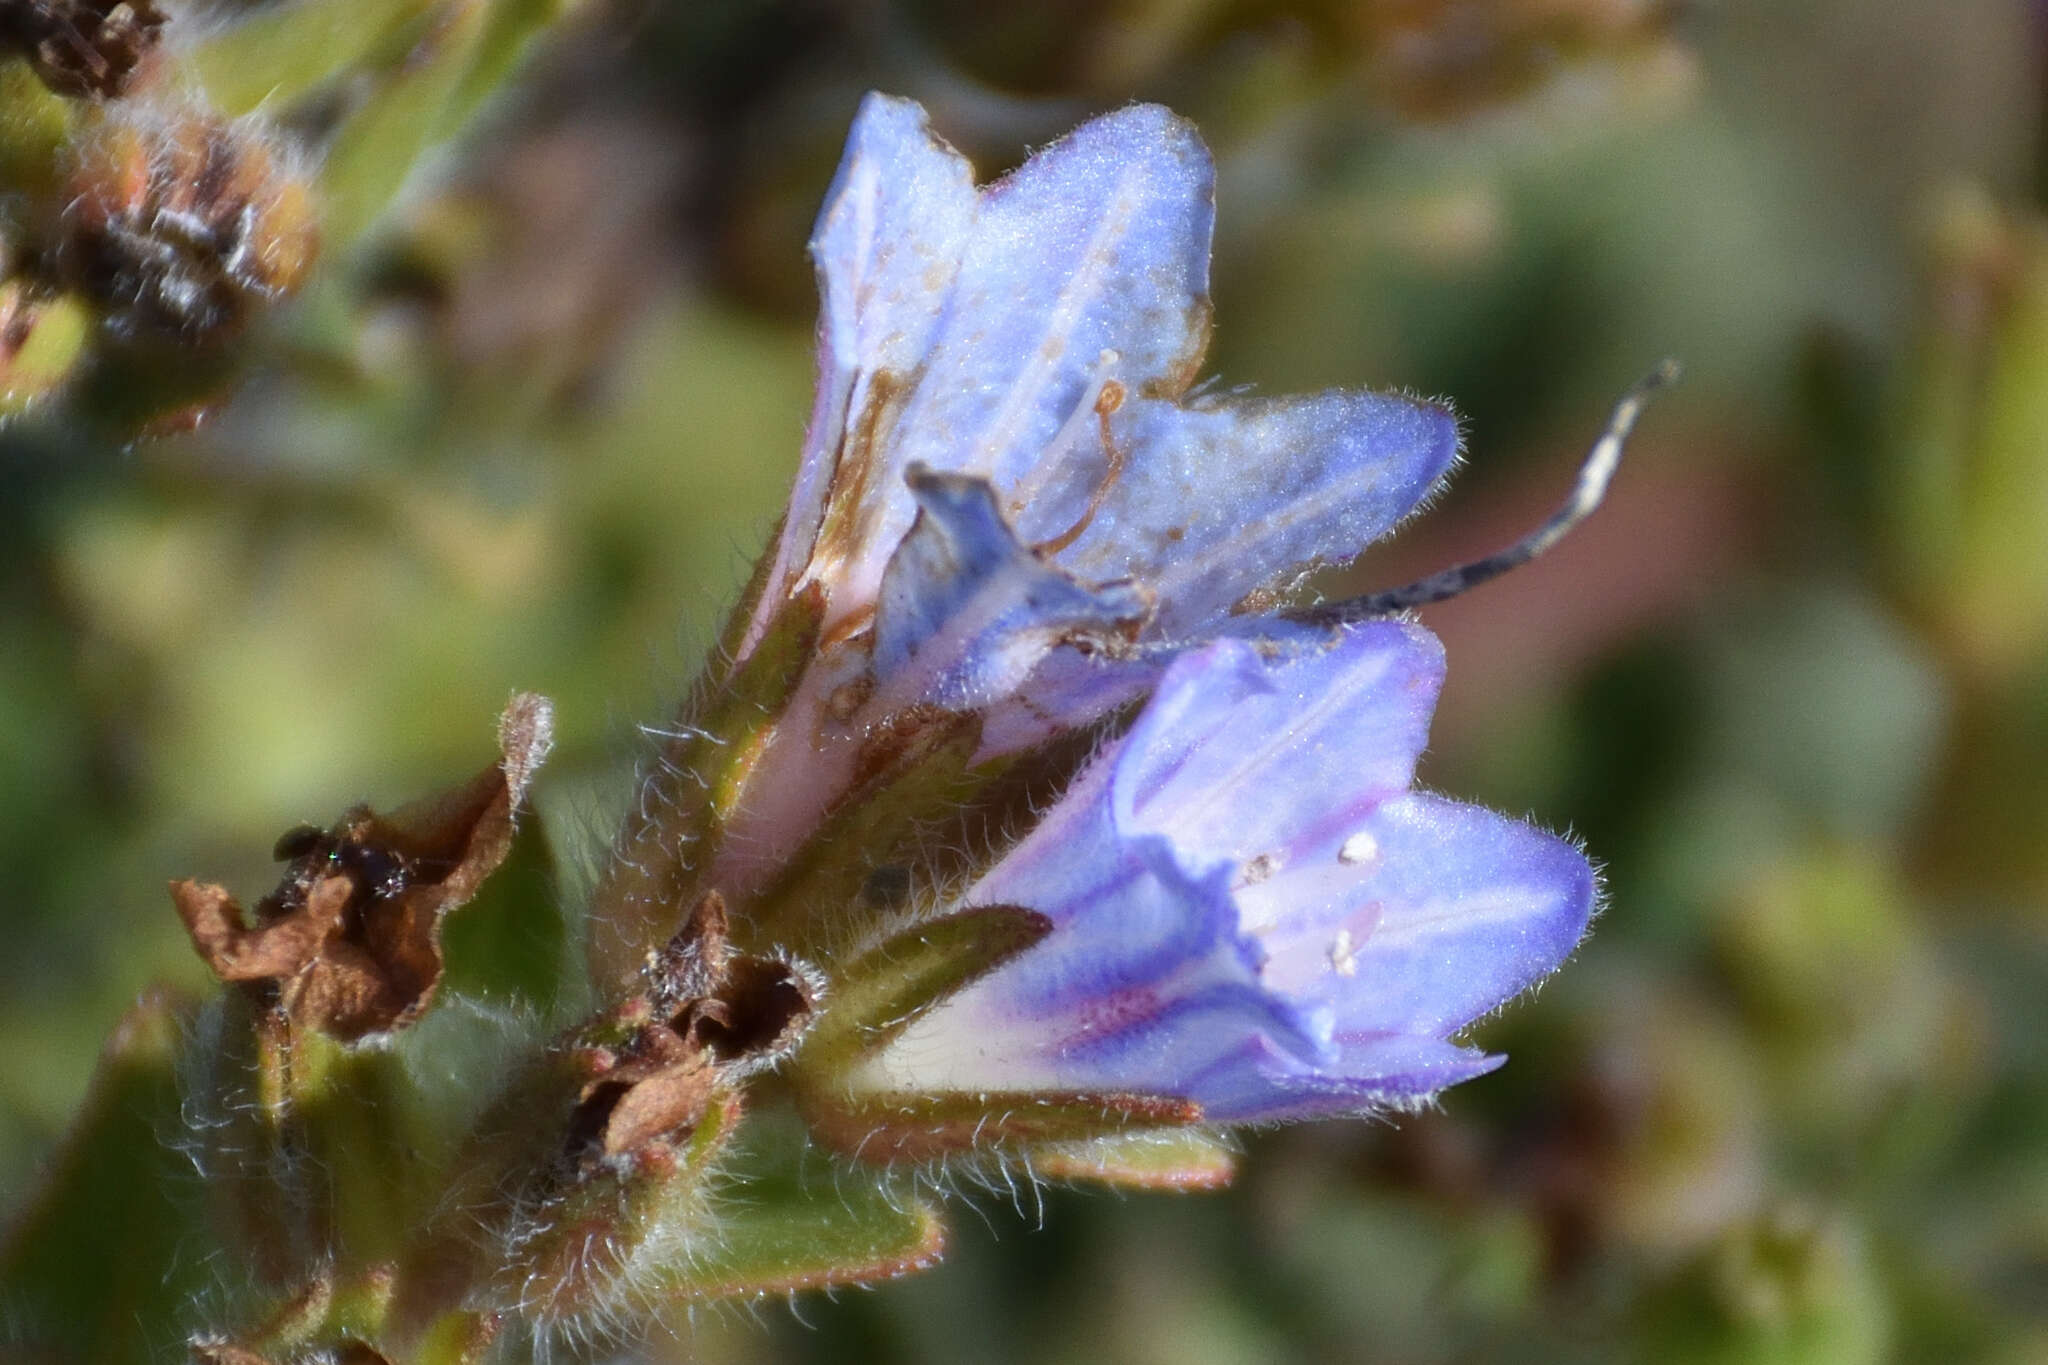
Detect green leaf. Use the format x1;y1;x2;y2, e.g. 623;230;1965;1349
0;990;218;1365
439;0;589;139
295;1043;441;1266
0;65;71;201
316;1;495;249
646;1113;946;1301
0;289;89;418
794;904;1052;1074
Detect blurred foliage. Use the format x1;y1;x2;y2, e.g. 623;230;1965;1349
4;0;2048;1360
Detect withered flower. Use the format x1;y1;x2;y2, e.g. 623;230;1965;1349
171;693;553;1043
565;891;816;1166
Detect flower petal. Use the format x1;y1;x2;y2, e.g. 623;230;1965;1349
1185;1033;1503;1122
1056;390;1461;636
760;93;976;645
1246;792;1596;1038
862;844;1323;1100
1111;624;1444;872
872;468;1151;710
827;103;1215;626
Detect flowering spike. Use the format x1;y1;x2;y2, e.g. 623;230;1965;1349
9;90;1671;1352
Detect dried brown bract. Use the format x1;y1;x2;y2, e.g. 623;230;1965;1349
58;109;319;341
171;693;554;1043
1;0;166;99
565;891;816;1165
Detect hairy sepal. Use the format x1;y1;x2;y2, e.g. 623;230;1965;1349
638;1112;945;1303
1027;1128;1239;1190
592;585;826;983
793;903;1053;1078
802;1088;1204;1164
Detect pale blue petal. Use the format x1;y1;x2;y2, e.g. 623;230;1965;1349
1112;625;1443;871
972;616;1356;759
871;468;1151;710
1191;1033;1503;1122
826;103;1216;619
1048;391;1461;636
758;93;976;642
1247;792;1595;1038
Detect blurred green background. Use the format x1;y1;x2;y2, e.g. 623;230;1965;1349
4;0;2047;1360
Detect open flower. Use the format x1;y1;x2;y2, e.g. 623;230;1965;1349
685;93;1636;1141
857;623;1594;1122
690;94;1462;910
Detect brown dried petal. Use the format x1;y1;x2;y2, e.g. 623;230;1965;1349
170;877;335;982
560;889;816;1165
647;889;732;1009
171;693;552;1042
589;1050;717;1159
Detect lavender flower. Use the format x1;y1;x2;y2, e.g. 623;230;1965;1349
693;94;1461;909
714;94;1628;1132
860;624;1594;1120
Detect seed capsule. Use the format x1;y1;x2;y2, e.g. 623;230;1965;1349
57;111;319;342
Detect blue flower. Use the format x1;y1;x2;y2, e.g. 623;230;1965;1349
860;624;1594;1120
724;94;1604;1120
711;95;1461;901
